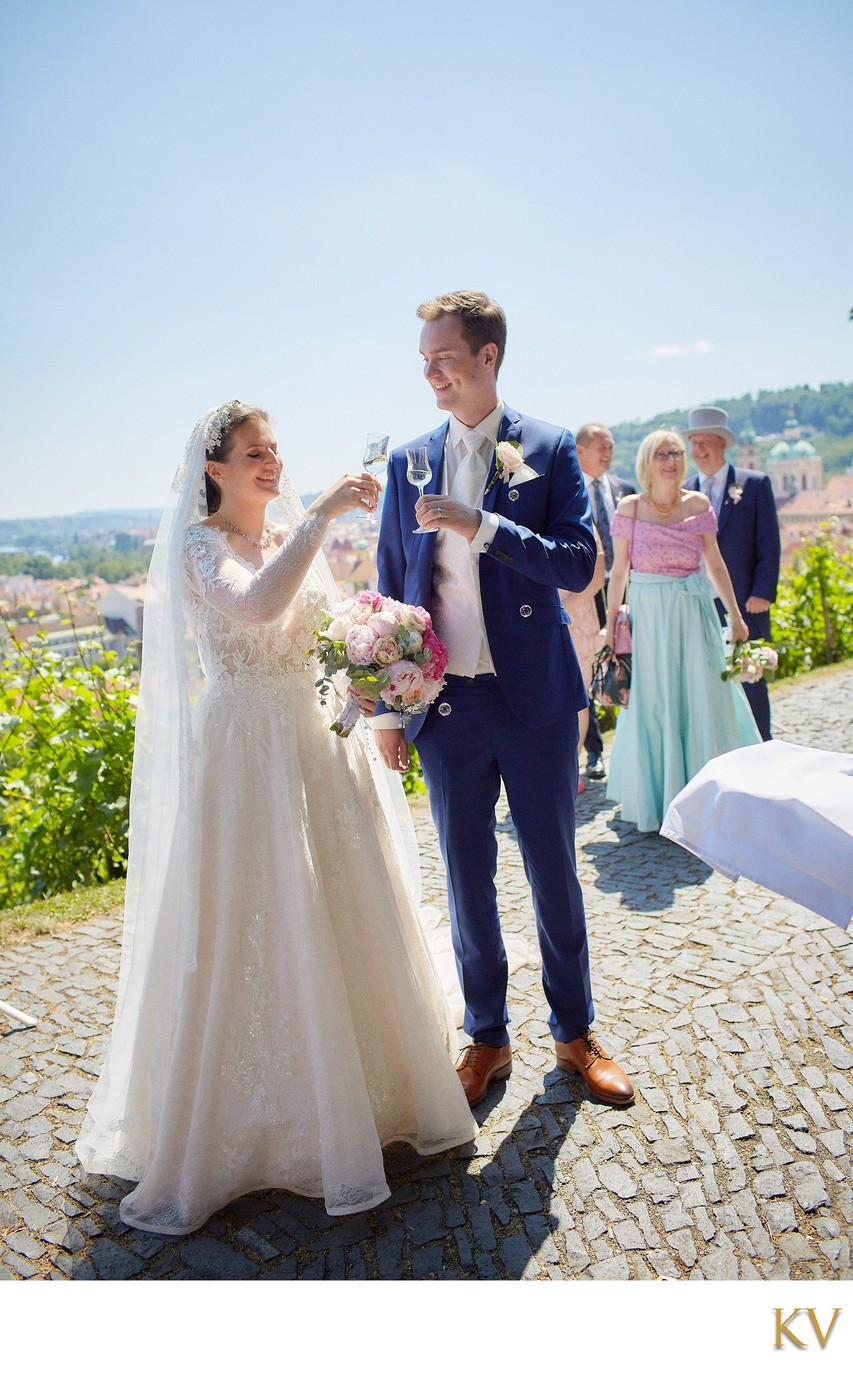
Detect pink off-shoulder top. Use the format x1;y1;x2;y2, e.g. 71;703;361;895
611;507;717;578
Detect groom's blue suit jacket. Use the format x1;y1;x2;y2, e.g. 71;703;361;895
377;405;596;737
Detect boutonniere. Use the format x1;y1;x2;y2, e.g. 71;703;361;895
727;483;743;504
485;440;539;495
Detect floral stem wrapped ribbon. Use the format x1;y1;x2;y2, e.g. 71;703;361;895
721;638;778;684
314;591;449;736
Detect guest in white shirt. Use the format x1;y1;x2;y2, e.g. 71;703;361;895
574;423;635;780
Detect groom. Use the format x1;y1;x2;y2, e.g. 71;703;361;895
374;290;633;1108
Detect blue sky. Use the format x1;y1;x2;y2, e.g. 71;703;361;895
2;0;851;518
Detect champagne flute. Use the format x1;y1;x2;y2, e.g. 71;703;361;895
360;433;389;519
406;446;432;533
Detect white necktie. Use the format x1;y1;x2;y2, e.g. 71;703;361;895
433;431;492;677
452;432;488;507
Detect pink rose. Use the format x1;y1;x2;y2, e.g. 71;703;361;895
345;624;378;665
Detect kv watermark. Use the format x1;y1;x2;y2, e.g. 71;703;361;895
774;1309;842;1349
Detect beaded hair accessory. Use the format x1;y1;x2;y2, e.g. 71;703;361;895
205;400;243;456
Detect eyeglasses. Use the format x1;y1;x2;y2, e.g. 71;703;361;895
654;450;682;461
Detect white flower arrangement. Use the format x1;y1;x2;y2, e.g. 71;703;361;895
728;482;744;504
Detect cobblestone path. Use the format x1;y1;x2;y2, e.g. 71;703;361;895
1;670;851;1280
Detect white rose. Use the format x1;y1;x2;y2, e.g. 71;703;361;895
496;440;523;475
325;616;352;641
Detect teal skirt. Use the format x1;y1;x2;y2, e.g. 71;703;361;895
606;572;762;832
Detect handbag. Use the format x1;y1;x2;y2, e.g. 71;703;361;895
591;647;631;707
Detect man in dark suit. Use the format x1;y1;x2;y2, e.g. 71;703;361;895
575;424;635;778
374;291;634;1109
683;406;781;739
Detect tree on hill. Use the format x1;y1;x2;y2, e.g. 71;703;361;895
610;381;853;478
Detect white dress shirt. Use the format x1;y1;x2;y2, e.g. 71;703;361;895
583;471;617;523
373;401;503;728
432;400;504;676
700;464;727;517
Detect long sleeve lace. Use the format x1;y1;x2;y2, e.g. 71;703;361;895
185;516;328;624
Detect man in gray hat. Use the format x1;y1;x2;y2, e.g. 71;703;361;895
683;405;780;739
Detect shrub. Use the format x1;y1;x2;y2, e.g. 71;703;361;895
771;524;853;678
0;616;136;906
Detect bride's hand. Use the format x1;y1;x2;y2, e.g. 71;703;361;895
348;686;377;717
310;473;381;520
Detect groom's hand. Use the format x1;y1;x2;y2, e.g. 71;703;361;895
416;494;480;542
375;727;410;773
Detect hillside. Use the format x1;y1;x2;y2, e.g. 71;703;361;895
609;380;853;480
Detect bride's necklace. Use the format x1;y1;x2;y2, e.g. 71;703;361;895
219;516;274;549
647;490;682;516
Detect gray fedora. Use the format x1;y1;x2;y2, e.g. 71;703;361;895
682;405;737;448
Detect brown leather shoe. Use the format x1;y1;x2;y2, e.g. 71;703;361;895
455;1042;512;1106
555;1033;634;1106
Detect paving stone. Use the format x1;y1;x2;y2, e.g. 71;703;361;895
596;1162;637;1199
612;1219;646;1251
813;1216;841;1239
510;1181;543;1215
651;1138;694;1166
561;1230;591;1273
659;1201;693;1233
178;1237;259;1280
794;1175;829;1213
763;1200;797;1233
701;1245;739;1279
588;1256;630;1279
669;1229;698;1267
778;1233;819;1261
4;1232;46;1261
572;1159;600;1198
754;1170;786;1199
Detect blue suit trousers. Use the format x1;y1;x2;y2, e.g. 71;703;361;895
415;675;595;1047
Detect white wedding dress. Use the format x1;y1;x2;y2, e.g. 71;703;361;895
76;519;474;1234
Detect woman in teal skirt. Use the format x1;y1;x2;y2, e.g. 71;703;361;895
603;429;762;832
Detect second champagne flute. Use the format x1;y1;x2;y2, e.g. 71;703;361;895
406;446;433;533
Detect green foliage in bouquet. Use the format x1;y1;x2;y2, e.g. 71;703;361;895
771;526;853;678
0;616;136;906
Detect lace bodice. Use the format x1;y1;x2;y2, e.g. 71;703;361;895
184;519;330;682
611;507;717;578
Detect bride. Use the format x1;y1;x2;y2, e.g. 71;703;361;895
76;401;475;1234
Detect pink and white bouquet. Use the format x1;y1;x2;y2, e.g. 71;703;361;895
721;639;779;684
314;591;449;736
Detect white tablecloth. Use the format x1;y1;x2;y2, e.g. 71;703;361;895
661;740;853;931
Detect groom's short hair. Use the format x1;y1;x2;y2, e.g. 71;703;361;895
417;290;507;374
